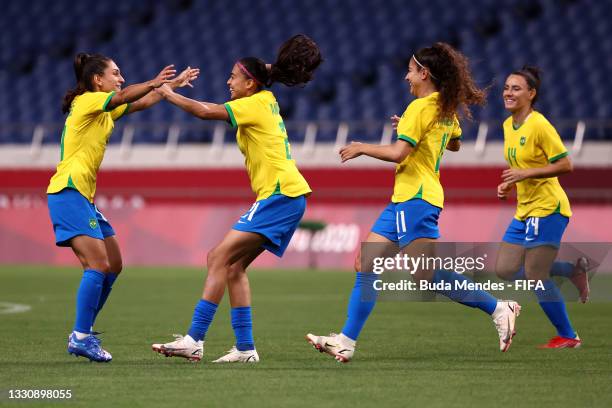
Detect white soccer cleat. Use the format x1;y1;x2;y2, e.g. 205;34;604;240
152;334;203;362
212;346;259;363
492;300;521;352
305;332;355;363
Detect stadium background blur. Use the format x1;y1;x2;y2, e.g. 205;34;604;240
2;2;612;407
1;0;611;267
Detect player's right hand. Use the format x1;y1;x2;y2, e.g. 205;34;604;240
150;65;177;88
497;182;512;200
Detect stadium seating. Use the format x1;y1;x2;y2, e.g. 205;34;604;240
0;0;609;144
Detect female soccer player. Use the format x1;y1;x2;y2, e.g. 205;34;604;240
48;53;198;362
306;43;521;362
152;34;322;363
495;66;589;349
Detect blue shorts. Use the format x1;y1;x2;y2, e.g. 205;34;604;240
371;199;441;248
502;213;569;248
232;194;306;257
47;188;115;247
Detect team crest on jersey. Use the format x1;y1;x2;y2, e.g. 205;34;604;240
89;218;98;229
520;136;526;146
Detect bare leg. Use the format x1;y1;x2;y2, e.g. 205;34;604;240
202;229;267;304
227;247;265;308
71;235;111;273
495;242;526;281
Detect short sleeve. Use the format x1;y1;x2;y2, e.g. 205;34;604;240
396;101;424;147
110;103;130;121
224;95;260;129
538;120;568;163
76;91;116;115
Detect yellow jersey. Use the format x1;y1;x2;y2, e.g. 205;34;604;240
392;92;461;207
47;91;129;202
503;111;571;220
224;90;311;201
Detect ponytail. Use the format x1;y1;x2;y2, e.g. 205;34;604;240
61;53;111;114
237;34;322;90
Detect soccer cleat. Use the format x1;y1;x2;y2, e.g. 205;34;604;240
492;300;521;352
538;335;582;349
305;333;355;363
570;257;590;303
212;346;259;363
68;331;103;347
151;334;203;362
67;332;112;362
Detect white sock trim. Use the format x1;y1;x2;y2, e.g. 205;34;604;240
339;333;356;347
74;331;90;340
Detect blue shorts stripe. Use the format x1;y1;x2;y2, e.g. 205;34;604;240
232;194;306;257
371;199;441;247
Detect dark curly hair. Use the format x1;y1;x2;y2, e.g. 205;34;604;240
511;65;541;106
62;53;111;114
237;34;322;89
413;42;487;121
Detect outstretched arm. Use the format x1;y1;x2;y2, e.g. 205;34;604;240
106;65;176;110
127;67;200;114
502;156;573;184
155;85;229;121
339;140;413;164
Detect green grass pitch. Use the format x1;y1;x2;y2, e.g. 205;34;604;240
1;266;611;407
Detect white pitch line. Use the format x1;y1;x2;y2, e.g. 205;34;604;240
0;302;32;315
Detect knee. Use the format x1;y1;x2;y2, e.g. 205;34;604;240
207;248;219;269
86;257;111;274
412;269;433;283
227;263;245;281
110;258;123;275
524;268;547;281
206;247;229;274
495;265;518;281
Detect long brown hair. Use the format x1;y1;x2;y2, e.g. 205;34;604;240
237;34;322;88
413;42;487;121
61;53;111;114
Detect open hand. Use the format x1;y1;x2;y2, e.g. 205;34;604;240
339;142;363;163
150;65;177;88
172;66;200;89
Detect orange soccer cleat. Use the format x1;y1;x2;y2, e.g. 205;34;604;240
538;335;582;349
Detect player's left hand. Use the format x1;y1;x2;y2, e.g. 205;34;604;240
502;168;530;183
339;142;363;163
172;66;200;89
